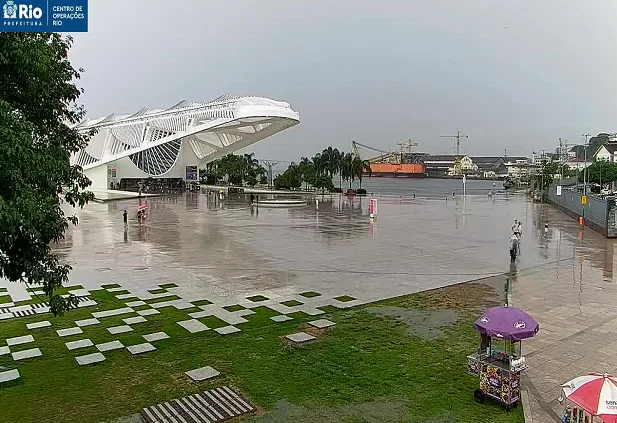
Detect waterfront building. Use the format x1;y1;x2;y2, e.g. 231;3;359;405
70;94;300;190
594;142;617;162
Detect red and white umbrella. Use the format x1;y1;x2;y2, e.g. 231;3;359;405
561;373;617;423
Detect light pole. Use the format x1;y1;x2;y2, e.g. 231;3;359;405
582;134;591;195
541;149;545;200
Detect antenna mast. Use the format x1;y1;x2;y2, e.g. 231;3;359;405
440;131;469;176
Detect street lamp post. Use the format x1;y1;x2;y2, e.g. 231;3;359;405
582;134;591;195
581;133;591;227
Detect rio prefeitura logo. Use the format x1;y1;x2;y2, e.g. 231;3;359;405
3;0;17;18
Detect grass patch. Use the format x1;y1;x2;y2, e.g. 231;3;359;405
334;295;356;302
191;299;212;306
281;300;303;307
223;304;245;312
101;284;120;289
299;291;321;298
159;283;178;289
0;282;520;423
247;295;269;302
199;316;228;329
148;288;168;294
145;295;180;304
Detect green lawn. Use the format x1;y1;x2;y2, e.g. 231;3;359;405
0;283;523;423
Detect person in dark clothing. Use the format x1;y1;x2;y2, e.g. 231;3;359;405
123;210;128;227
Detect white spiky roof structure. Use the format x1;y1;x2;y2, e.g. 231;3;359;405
71;94;299;189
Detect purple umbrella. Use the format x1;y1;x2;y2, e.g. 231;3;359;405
474;306;539;341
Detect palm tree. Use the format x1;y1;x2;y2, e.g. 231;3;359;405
341;153;354;189
357;158;371;190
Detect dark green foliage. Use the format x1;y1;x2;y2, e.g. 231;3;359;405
580;160;617;188
0;34;94;315
201;153;266;186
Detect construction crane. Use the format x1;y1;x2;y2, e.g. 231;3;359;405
351;140;388;158
440;130;469;176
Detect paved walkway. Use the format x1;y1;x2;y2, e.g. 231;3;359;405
512;203;617;422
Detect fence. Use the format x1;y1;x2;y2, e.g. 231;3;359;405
547;185;617;237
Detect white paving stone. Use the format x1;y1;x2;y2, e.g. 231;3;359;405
185;366;220;381
188;310;210;319
126;300;146;307
177;319;209;333
0;369;20;383
122;316;146;325
26;320;51;329
65;339;94;350
308;319;336;329
214;325;241;335
75;318;100;327
216;313;248;326
270;315;293;323
236;309;256;317
6;335;34;346
151;299;193;310
286;332;316;344
96;340;125;352
0;346;10;355
126;343;156;355
76;352;105;365
142;332;169;342
108;325;133;334
56;327;83;337
116;293;136;300
137;308;159;316
92;307;133;319
68;289;90;297
106;287;127;293
77;299;97;308
12;348;41;360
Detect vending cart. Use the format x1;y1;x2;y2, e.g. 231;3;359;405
467;305;539;410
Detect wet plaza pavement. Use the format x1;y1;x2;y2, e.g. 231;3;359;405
48;192;565;304
2;191;617;421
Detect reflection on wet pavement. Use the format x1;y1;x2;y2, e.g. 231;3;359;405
510;202;617;422
3;191;617;421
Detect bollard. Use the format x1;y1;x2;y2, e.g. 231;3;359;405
579;216;583;226
315;198;319;210
369;198;375;219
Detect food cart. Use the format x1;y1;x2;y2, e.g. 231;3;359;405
467;306;539;410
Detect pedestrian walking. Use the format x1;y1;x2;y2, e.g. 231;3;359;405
123;210;128;227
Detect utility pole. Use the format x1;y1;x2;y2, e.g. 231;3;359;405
541;149;546;199
440;131;469;176
264;161;278;189
582;134;591;195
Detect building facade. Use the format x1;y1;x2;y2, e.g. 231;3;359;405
71;95;300;190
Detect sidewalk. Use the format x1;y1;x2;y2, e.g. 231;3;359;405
512;236;617;422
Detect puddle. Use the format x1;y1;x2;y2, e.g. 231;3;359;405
365;307;459;340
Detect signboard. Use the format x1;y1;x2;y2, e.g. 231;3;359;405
556;186;562;196
581;195;587;205
1;0;88;33
185;165;198;181
369;198;377;219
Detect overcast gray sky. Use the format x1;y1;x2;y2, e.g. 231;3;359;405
69;0;617;160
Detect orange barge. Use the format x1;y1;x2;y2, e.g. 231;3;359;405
367;163;426;178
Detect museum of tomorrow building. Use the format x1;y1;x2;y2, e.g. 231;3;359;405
71;94;300;190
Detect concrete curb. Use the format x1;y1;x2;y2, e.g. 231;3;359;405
521;389;534;423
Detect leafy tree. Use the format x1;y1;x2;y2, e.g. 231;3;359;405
357;158;371;190
312;174;334;191
0;34;94;315
581;160;617;188
274;163;302;190
534;160;559;192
